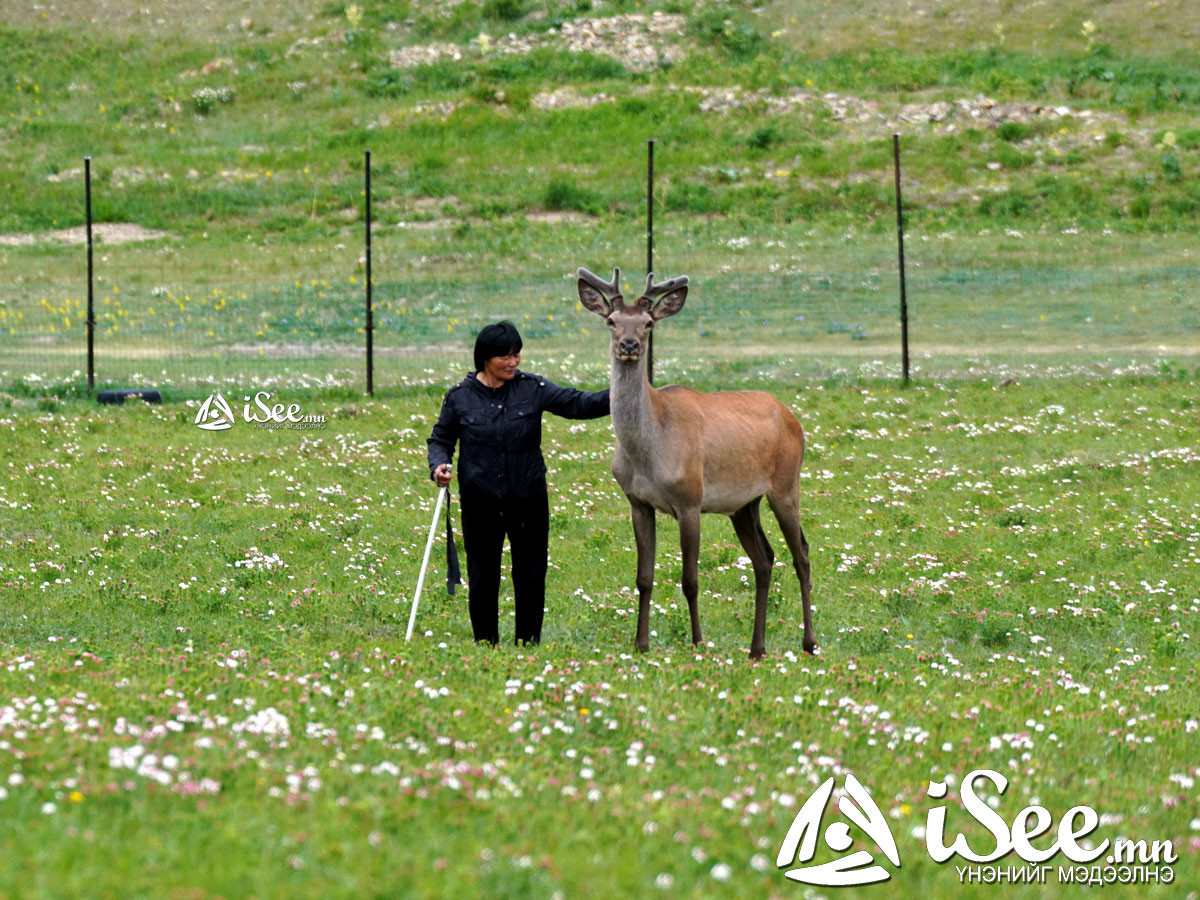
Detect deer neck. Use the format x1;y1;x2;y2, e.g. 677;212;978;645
609;353;659;454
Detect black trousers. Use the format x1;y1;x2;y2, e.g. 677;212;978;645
459;492;550;646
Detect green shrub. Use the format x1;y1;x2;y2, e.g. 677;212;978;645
481;48;627;84
978;192;1032;218
996;121;1030;142
691;7;768;60
190;86;234;115
366;70;412;98
1155;127;1200;149
1161;153;1183;182
542;176;602;215
747;122;784;150
993;142;1031;169
663;179;726;215
483;0;526;22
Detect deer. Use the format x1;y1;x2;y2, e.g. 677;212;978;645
576;266;816;660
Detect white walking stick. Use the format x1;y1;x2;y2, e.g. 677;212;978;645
406;484;447;642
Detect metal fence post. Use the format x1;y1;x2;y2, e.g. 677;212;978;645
892;133;911;385
365;149;374;396
646;138;655;384
85;156;95;393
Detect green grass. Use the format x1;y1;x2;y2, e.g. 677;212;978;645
5;225;1200;392
2;7;1200;891
4;0;1200;393
2;0;1200;274
0;376;1197;897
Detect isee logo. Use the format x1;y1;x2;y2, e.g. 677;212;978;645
194;392;237;431
194;391;327;431
777;769;1177;889
776;773;899;887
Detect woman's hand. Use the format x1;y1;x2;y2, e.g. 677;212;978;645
432;464;452;488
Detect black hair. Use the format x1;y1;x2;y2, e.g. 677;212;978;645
474;320;523;372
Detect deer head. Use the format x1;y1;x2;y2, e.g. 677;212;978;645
577;267;688;363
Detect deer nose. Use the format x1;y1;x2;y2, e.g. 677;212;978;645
618;337;640;357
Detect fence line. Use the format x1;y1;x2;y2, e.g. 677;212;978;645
1;150;1198;393
3;263;1197;392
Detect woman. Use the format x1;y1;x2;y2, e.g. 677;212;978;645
427;321;610;646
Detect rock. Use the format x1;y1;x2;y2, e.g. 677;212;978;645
47;168;83;184
200;57;233;76
390;13;687;72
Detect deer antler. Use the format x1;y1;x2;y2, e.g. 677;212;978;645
638;272;689;309
577;266;623;302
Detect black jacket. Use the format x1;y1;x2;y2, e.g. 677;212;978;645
427;371;610;503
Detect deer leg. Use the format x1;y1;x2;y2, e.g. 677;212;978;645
629;498;656;654
677;508;703;647
795;523;815;655
749;500;775;573
731;499;774;660
767;492;817;656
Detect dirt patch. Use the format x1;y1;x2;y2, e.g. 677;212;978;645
408;196;462;215
525;211;598;225
0;223;171;247
396;219;457;231
226;341;466;358
532;87;624;111
390;13;687;73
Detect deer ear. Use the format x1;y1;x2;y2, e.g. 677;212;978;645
577;279;613;317
651;284;687;320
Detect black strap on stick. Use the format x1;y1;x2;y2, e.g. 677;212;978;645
445;490;463;594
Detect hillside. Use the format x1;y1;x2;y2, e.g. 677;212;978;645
1;0;1198;290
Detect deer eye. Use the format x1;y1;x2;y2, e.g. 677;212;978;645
605;317;615;327
645;321;653;330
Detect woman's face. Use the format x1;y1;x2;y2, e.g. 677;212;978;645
482;351;520;384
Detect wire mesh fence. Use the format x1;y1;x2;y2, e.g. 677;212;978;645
6;139;1200;393
3;255;1197;394
6;141;1200;393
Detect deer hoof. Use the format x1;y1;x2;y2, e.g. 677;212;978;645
749;647;766;661
803;639;818;656
635;641;650;654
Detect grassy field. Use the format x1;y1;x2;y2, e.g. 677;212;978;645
4;228;1199;391
0;375;1198;897
2;0;1200;390
1;2;1199;896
